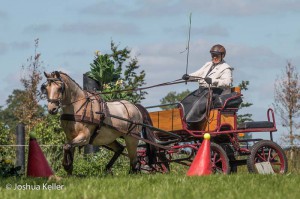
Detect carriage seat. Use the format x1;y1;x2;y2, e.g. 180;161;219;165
212;91;243;109
237;121;274;129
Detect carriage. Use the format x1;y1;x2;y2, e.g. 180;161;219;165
42;71;288;175
136;86;288;174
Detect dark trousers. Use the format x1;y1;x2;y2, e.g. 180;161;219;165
181;87;224;123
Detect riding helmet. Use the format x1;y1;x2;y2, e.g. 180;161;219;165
210;44;226;58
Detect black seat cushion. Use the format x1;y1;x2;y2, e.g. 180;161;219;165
237;121;274;129
213;92;243;109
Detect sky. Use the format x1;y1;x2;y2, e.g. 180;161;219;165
1;0;300;144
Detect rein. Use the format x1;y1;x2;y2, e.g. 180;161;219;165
44;78;189;107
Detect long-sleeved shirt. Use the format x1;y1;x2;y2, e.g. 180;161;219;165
189;61;233;88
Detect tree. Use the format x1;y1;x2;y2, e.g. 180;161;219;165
274;61;300;147
16;38;44;131
0;90;26;130
237;81;253;124
0;39;44;134
160;89;191;110
88;41;147;103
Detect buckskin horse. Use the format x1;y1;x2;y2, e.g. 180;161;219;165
41;71;150;174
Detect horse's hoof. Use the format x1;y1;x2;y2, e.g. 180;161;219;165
64;144;72;150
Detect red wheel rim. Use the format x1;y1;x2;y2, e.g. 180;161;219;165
211;149;228;174
254;145;285;173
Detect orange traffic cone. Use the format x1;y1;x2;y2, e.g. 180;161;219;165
27;136;54;177
187;133;212;176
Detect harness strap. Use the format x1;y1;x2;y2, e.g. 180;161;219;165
60;114;101;125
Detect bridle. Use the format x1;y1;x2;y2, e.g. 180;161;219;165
41;77;66;108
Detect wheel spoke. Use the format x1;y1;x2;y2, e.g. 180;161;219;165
256;152;267;162
211;152;217;163
268;148;272;161
262;146;267;160
214;157;222;164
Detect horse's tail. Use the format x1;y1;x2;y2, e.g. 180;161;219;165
135;104;157;165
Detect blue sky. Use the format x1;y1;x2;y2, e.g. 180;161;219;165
1;0;300;143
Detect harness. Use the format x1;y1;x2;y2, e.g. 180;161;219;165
42;76;107;144
62;91;107;144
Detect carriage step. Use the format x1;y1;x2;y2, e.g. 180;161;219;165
237;121;274;129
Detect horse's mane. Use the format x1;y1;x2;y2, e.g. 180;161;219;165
58;71;83;90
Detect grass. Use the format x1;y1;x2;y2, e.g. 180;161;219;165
1;173;300;199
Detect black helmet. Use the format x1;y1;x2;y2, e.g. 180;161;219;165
210;44;226;58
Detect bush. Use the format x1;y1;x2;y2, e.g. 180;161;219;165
32;113;65;172
68;148;129;177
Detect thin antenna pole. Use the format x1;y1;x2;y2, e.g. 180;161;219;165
185;13;192;75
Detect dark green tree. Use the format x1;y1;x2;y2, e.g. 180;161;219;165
0;90;26;130
237;80;253;124
88;41;147;103
160;89;191;110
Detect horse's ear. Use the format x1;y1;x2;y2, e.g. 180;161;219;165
44;72;50;78
54;71;61;78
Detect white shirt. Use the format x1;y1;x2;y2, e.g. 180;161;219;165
189;61;233;88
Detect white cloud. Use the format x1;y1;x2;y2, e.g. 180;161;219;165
59;22;141;35
0;42;8;55
121;0;300;18
193;24;229;37
80;1;128;16
183;0;300;17
0;10;7;19
23;24;52;33
10;41;31;50
59;50;88;57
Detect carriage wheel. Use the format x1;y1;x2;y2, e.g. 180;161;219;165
211;143;231;174
137;146;169;173
220;143;237;173
247;140;288;174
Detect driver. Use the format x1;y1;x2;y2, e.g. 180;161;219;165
182;44;233;87
181;44;234;128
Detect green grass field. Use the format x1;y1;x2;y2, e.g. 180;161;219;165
1;173;300;199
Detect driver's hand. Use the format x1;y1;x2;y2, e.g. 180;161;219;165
182;74;190;81
204;77;212;84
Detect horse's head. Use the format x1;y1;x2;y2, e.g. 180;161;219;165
41;71;66;115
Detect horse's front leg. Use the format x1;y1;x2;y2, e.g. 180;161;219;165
62;133;89;175
69;133;90;146
62;144;75;175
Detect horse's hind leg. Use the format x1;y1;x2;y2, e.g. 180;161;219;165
124;135;139;174
105;140;124;173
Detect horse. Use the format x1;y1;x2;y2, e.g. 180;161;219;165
41;71;149;174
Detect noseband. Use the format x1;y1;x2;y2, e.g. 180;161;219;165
41;77;66;107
